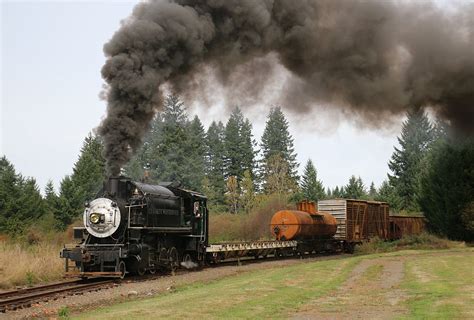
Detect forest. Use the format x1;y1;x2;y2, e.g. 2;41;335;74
0;95;473;242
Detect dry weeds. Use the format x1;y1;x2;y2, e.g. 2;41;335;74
0;241;63;289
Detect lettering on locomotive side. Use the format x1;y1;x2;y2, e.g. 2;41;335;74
148;208;180;216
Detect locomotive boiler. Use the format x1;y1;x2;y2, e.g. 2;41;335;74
61;176;208;278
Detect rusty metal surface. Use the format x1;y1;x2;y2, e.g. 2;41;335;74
389;216;426;239
64;271;123;278
270;209;337;241
0;279;115;313
318;199;391;241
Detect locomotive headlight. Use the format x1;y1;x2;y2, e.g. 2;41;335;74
90;213;101;224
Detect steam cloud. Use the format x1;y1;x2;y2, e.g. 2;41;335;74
99;0;474;175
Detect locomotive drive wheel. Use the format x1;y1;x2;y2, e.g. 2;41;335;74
118;261;126;279
169;247;179;271
129;256;146;276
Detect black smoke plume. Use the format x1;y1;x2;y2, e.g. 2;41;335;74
99;0;474;175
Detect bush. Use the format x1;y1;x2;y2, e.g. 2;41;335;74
209;194;291;242
355;232;463;255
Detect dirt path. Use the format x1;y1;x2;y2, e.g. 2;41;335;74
293;256;408;320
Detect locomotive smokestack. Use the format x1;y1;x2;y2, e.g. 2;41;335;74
107;177;119;197
99;0;474;174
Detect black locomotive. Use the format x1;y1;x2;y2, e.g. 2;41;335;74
61;176;208;278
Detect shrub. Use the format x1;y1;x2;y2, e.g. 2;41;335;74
355;232;463;255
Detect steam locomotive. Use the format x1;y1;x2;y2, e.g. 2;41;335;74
61;176;208;278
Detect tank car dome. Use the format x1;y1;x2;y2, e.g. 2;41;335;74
84;198;121;238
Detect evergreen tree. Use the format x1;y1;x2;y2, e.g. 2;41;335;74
150;94;189;184
419;137;474;241
0;157;45;234
223;107;256;180
376;180;401;208
55;176;82;229
326;187;332;199
186;115;206;190
260;107;298;191
71;133;106;201
343;176;366;199
146;94;205;189
53;133;106;229
300;159;325;201
332;186;343;198
388;108;434;211
205;121;226;204
368;182;378;200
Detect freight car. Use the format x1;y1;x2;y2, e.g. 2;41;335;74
270;201;352;253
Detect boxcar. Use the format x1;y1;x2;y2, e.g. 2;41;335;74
389;216;426;239
317;199;391;242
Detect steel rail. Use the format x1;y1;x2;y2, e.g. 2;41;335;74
0;279;115;313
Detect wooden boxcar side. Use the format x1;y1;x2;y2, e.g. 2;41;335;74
389;216;426;239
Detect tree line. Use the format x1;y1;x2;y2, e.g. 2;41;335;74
0;95;472;241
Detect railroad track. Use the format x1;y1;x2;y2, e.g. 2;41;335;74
0;278;116;313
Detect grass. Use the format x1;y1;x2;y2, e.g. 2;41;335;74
75;257;362;320
400;251;474;319
74;248;473;320
0;241;64;289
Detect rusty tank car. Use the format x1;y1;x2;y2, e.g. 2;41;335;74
270;201;337;241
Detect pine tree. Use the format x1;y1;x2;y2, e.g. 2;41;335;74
368;182;378;200
148;94;192;187
186;115;206;190
376;180;401;208
343;176;366;199
223;107;256;180
388;108;434;211
332;186;342;198
205;121;226;204
0;157;45;234
71;133;106;201
419;137;474;241
326;187;332;198
53;133;106;229
260;107;298;191
300;159;325;202
55;176;82;229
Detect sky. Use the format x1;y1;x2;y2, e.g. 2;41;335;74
1;1;403;194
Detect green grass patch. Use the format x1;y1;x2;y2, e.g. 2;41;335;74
74;257;361;320
400;252;474;319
